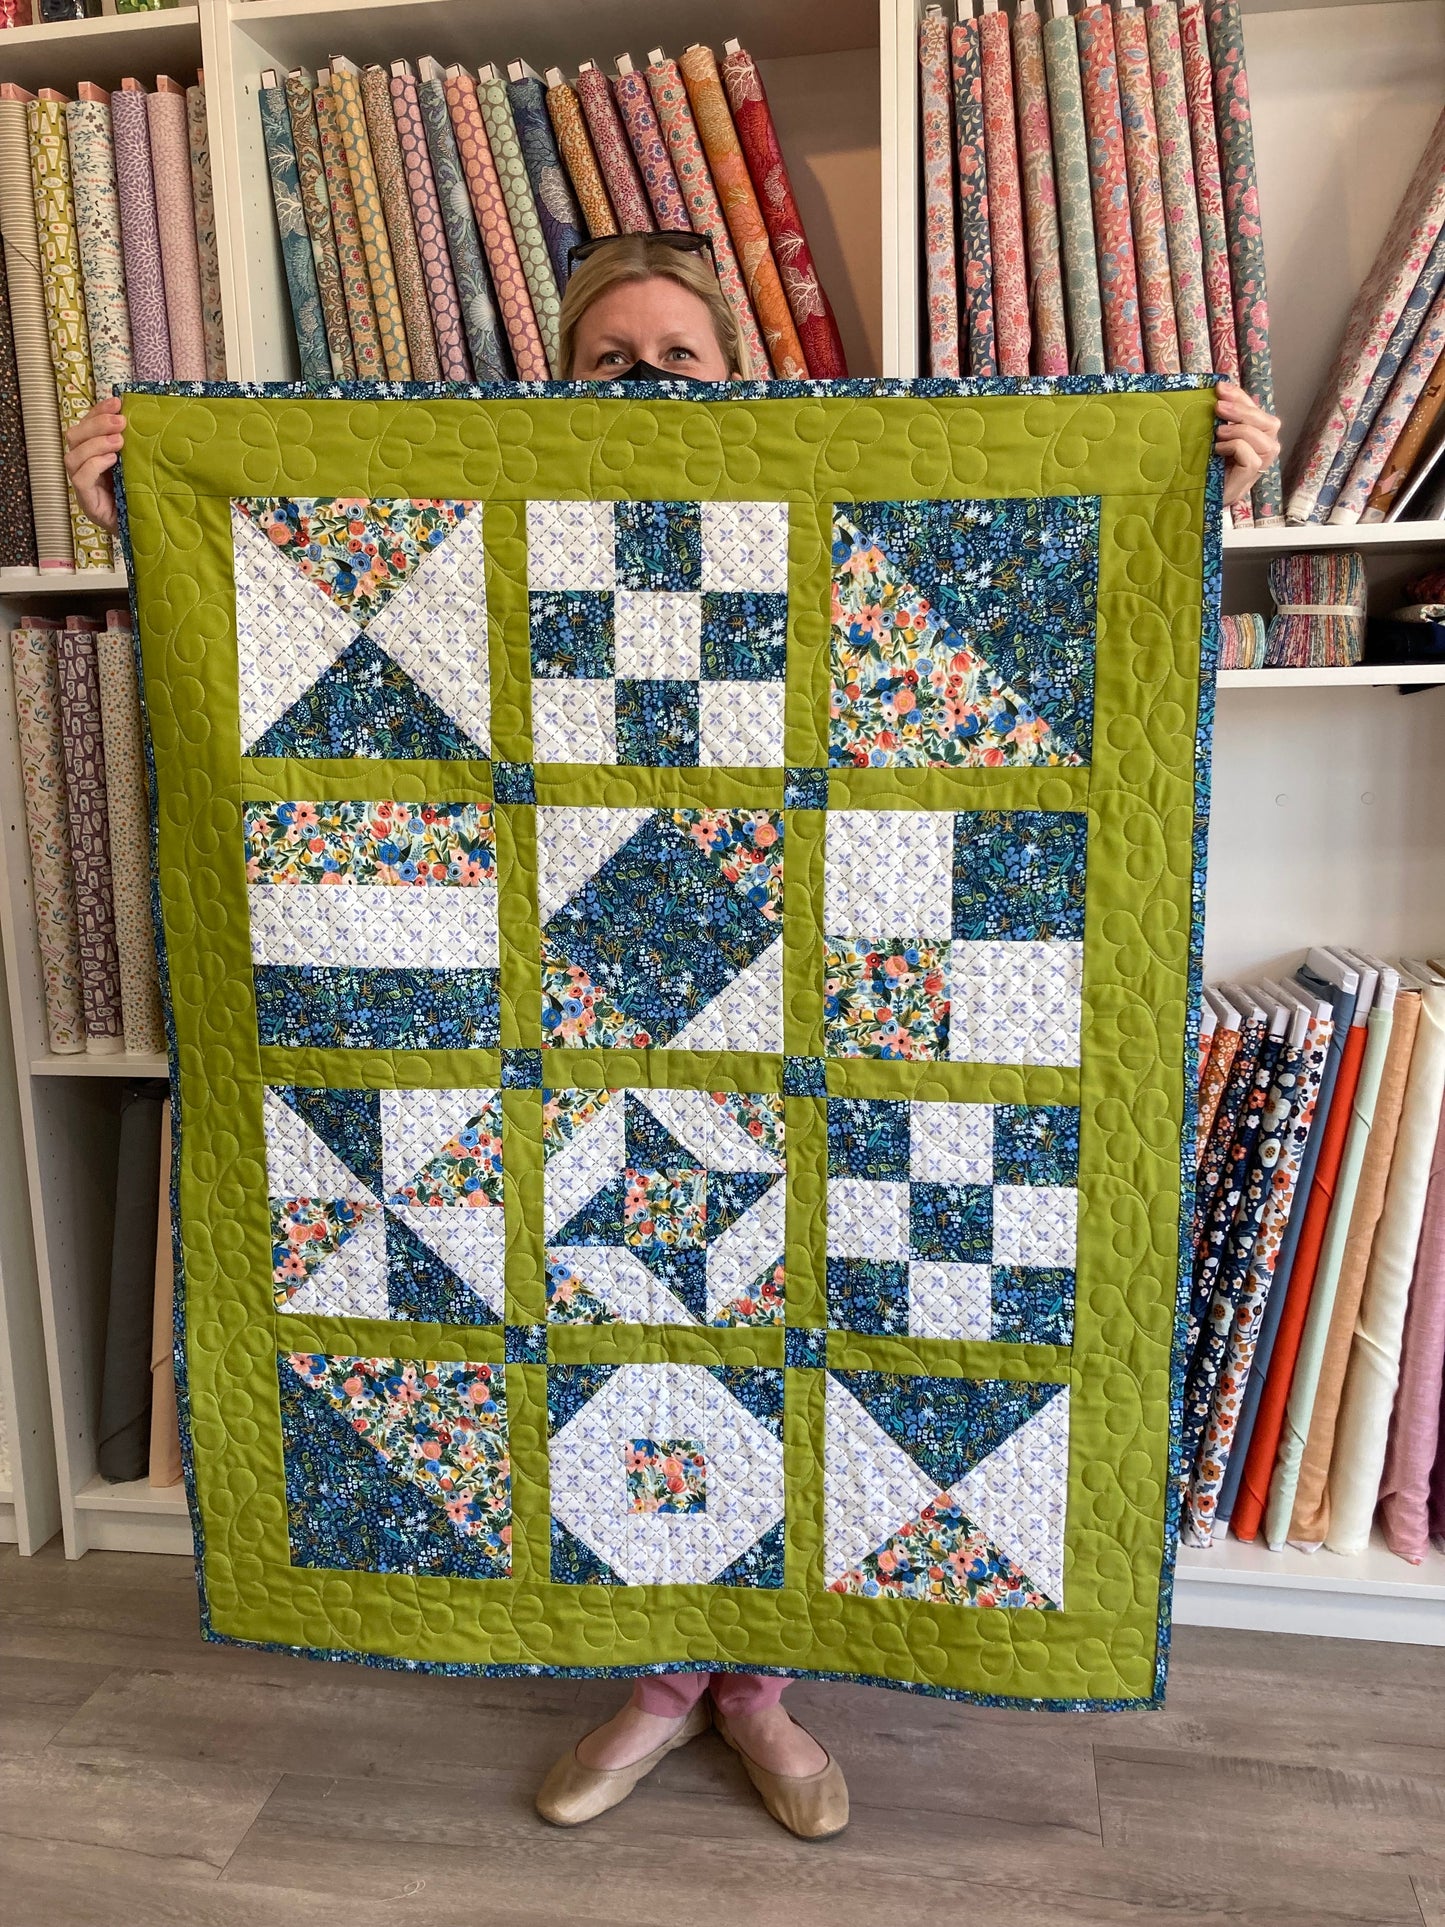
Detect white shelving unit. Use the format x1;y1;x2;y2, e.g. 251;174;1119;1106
0;0;1441;1638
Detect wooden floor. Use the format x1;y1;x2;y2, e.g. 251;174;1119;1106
1;1546;1441;1926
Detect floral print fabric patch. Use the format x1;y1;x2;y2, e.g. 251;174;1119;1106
281;1354;511;1577
829;497;1097;769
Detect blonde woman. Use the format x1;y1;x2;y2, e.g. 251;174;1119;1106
62;233;1280;1842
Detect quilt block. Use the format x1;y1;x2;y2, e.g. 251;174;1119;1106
120;376;1219;1710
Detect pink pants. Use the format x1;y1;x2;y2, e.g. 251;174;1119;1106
633;1671;789;1717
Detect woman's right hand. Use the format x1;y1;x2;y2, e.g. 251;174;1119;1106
63;396;125;537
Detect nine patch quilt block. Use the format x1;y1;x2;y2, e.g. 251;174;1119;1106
120;377;1219;1710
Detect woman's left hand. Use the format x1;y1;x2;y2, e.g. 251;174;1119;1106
1215;380;1281;507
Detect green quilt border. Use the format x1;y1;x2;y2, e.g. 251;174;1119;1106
117;380;1220;1710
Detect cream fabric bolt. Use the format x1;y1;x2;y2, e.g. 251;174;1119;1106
1326;980;1445;1554
1263;997;1398;1548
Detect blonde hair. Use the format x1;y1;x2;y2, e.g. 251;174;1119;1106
558;233;751;379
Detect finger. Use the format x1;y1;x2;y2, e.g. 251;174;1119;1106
65;420;125;461
1214;394;1279;431
1215;424;1278;463
69;452;118;495
1221;446;1265;483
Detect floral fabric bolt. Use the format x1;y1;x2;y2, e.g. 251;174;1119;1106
949;15;996;378
919;9;961;377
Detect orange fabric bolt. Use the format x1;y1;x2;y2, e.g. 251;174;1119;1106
545;73;617;241
1230;1020;1369;1542
676;44;806;378
1197;1025;1239;1166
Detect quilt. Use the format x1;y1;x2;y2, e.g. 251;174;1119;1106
118;375;1220;1708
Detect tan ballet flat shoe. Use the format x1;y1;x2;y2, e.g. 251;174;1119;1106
714;1710;850;1840
535;1699;711;1827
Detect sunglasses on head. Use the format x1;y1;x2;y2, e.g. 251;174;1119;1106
566;230;717;273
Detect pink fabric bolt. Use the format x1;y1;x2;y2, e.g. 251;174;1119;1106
919;6;960;377
110;82;172;382
389;63;472;381
443;67;549;380
1176;0;1239;380
1378;1070;1445;1562
1075;0;1144;372
978;1;1031;376
575;65;655;235
611;61;691;233
146;79;206;380
1112;2;1180;373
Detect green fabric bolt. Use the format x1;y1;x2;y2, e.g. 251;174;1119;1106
475;68;562;375
1041;10;1105;375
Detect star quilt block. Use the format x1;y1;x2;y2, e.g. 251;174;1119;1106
543;1086;786;1326
527;499;789;766
266;1083;507;1322
232;498;490;758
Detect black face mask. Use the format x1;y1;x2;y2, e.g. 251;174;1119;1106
614;360;703;384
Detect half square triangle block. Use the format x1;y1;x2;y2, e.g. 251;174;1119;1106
823;1373;1068;1607
266;1085;507;1323
547;1362;785;1585
232;498;490;757
828;498;1097;770
538;808;784;1052
280;1353;510;1577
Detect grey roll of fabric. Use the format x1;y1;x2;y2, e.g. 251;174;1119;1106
97;1085;166;1484
67;89;135;397
0;90;74;569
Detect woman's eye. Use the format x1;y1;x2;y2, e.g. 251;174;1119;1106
664;347;696;363
597;351;627;368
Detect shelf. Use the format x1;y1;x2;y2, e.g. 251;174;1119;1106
72;1474;192;1554
29;1052;167;1078
1218;665;1445;687
0;567;127;595
226;0;879;67
1224;518;1445;552
0;6;201;91
1174;1529;1445;1646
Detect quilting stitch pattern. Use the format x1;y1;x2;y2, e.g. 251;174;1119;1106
120;376;1219;1709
